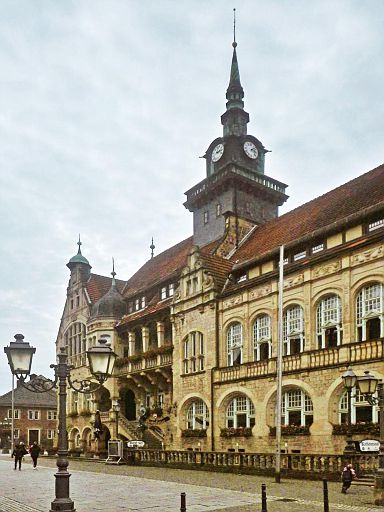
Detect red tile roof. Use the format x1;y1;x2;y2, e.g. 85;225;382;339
232;163;384;266
86;274;126;304
122;236;194;297
117;298;173;326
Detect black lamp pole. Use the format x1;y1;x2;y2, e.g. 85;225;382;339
4;334;116;512
342;367;357;454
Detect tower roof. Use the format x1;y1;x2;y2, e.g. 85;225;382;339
66;236;91;270
90;261;125;319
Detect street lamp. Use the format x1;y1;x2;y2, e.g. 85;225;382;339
355;370;384;506
112;400;120;439
342;366;357;454
4;333;116;512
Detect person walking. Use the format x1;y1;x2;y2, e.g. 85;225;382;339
12;442;28;471
341;463;356;493
29;441;41;470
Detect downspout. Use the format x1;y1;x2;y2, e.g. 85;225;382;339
211;297;220;452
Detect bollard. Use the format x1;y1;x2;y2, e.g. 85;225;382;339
323;479;329;512
180;492;186;512
261;483;267;512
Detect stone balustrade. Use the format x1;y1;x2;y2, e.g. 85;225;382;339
213;338;383;384
124;449;380;480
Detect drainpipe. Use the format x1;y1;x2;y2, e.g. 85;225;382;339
210;298;220;452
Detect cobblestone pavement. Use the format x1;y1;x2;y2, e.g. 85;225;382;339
0;454;381;512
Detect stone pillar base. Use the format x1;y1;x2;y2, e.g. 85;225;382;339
374;474;384;506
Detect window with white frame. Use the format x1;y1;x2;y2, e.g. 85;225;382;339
253;314;272;361
226;396;255;428
8;409;20;419
28;410;40;420
47;429;55;439
368;219;384;232
283;305;305;355
64;322;86;366
227;322;243;366
281;389;313;426
47;410;57;420
316;295;342;349
339;388;379;424
356;283;384;341
161;283;174;300
183;331;204;374
186;400;209;430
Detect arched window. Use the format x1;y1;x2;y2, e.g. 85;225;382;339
226;396;255;428
356;283;384;341
283;306;304;355
227;322;243;366
64;322;86;366
183;332;204;374
186;400;209;430
339;388;379;424
316;295;342;349
281;389;313;426
253;314;271;361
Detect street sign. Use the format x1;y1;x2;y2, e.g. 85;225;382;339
359;439;380;452
127;440;145;448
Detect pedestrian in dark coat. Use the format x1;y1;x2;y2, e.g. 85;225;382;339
12;442;28;470
341;463;356;493
29;441;41;469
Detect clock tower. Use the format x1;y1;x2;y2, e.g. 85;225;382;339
184;36;288;249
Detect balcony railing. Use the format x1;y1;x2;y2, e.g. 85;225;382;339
114;346;173;375
213;338;383;384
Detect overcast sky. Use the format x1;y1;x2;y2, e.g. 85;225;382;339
0;0;383;395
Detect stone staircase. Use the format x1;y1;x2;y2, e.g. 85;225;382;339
117;414;163;449
353;474;375;487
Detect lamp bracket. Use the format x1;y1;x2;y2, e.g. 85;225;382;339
16;374;58;393
67;373;107;394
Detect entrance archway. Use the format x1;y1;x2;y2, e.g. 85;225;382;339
121;388;136;420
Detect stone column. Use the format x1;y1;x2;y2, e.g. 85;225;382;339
128;331;136;356
157;322;165;347
142;327;149;352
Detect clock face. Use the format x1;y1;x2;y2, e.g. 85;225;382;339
211;143;224;162
244;141;258;159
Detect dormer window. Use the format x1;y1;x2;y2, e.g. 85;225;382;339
293;250;306;261
161;284;174;300
204;211;209;225
368;219;384;231
216;203;222;217
312;243;324;254
141;296;146;309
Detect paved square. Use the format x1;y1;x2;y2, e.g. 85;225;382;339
0;455;382;512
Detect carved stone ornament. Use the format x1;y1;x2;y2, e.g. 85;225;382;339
351;245;384;266
312;260;341;278
249;285;271;300
203;271;214;288
223;295;243;309
283;274;304;289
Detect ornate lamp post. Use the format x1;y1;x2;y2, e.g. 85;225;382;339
4;334;116;512
112;400;120;440
342;366;357;454
356;370;384;506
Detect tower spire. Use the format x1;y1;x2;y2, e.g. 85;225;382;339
150;237;155;259
221;9;249;137
111;257;116;286
226;8;244;111
77;234;82;254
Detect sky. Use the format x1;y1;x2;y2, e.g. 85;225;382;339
0;0;383;395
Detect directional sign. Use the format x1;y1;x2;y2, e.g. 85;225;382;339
359;439;380;452
127;440;145;448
